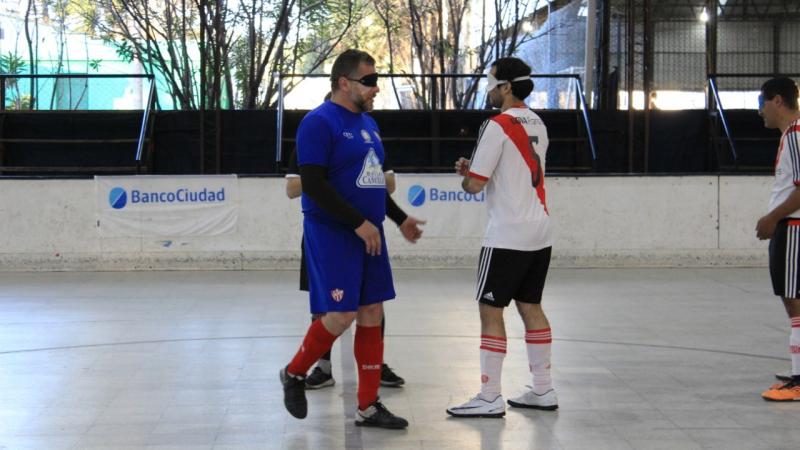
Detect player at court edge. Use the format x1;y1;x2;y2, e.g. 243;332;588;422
755;77;800;401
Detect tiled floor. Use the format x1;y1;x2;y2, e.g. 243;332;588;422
0;268;798;450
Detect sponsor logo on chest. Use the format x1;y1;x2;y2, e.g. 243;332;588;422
357;148;385;188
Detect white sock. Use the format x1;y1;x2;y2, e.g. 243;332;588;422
316;359;332;374
526;328;553;394
480;335;506;400
791;317;800;376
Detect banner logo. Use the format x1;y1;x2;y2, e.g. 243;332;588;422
109;187;226;207
109;187;128;209
408;185;426;207
407;184;484;207
96;175;238;237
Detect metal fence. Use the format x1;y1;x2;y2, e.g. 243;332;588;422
0;74;157;174
275;72;597;165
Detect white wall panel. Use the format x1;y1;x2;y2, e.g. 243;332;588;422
0;175;775;271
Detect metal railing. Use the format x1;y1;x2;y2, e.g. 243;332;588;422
275;72;598;166
708;73;800;168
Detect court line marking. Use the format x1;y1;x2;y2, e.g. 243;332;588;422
0;335;789;361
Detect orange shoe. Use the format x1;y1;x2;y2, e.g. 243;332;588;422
762;379;800;401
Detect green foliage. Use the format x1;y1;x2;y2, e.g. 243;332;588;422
0;52;30;110
112;40;136;64
0;52;27;75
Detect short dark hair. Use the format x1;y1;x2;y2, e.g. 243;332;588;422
491;57;534;100
761;77;799;110
330;49;376;91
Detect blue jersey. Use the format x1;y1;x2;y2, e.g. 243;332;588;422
296;100;387;227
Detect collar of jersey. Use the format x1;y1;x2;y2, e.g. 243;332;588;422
328;99;365;116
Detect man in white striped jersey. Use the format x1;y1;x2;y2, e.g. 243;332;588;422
446;57;557;418
755;77;800;401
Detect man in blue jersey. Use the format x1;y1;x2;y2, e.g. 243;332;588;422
279;49;425;429
286;148;406;390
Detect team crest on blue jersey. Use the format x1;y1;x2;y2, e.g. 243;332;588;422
356;148;385;189
361;129;373;144
331;289;344;302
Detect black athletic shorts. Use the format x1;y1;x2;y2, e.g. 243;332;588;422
476;246;552;307
769;218;800;299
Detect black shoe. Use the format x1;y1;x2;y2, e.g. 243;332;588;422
355;400;409;429
380;363;405;387
280;366;307;419
305;366;335;389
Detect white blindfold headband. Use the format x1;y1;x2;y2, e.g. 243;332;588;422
486;73;532;91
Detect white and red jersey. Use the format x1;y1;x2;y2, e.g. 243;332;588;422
468;106;551;251
770;119;800;217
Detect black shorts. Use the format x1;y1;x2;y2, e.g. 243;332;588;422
769;218;800;299
476;246;552;307
299;236;309;292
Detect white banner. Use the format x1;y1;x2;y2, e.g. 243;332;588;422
95;175;238;237
393;174;488;238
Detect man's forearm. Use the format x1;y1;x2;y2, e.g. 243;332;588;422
300;164;365;228
385;192;408;226
461;175;485;194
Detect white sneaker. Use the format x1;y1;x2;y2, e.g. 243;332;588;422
776;370;793;382
446;394;505;418
507;387;558;411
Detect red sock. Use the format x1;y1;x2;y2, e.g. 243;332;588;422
287;319;338;377
354;325;383;410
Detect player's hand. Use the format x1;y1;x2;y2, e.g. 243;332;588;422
455;157;470;176
756;214;779;240
355;220;382;255
399;216;426;243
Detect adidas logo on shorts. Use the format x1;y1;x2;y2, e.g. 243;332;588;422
482;292;495;301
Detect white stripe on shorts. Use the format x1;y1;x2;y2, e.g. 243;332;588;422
787;225;799;298
476;247;493;301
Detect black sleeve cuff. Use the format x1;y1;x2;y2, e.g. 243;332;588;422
386;192;408;226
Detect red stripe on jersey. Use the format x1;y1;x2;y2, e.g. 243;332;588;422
776;122;800;169
490;114;548;213
468;171;489;181
789;220;800;227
